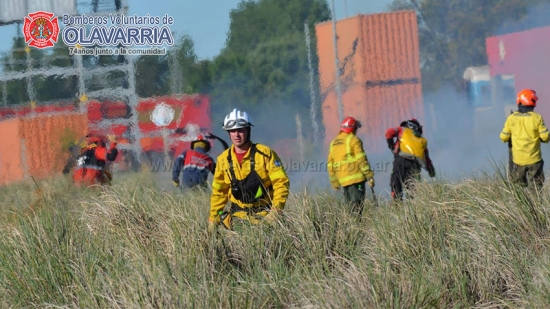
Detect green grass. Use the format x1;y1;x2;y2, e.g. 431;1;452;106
1;168;550;307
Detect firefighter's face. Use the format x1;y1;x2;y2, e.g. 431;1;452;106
228;127;248;147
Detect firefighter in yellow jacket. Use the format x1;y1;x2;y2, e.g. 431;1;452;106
208;108;290;232
500;89;549;190
386;118;436;201
327;116;375;215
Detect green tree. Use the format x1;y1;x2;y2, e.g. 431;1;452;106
135;34;207;97
172;35;198;94
33;40;78;103
208;0;331;139
389;0;550;93
135;53;169;98
1;36;46;105
188;59;213;94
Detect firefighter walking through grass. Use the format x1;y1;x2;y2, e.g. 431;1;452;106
72;134;118;187
327;116;375;216
386;118;435;201
208;108;290;232
500;89;549;192
172;134;215;190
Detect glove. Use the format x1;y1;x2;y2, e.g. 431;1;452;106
386;138;395;151
219;211;232;230
264;210;279;224
207;220;217;234
107;134;117;143
428;166;436;178
367;178;375;188
172;179;180;188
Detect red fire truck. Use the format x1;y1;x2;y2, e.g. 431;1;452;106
87;94;212;171
0;94;212;175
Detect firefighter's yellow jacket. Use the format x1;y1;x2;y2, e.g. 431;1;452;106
500;111;550;165
327;132;374;189
209;143;290;223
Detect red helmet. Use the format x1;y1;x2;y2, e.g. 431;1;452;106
517;89;538;107
85;134;104;147
340;116;362;134
191;134;211;152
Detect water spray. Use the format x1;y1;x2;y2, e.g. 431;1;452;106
330;0;344;122
295;113;305;163
169;45;183;95
1;81;7;106
304;22;321;145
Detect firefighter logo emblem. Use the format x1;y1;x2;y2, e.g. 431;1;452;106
151;102;175;127
23;12;60;49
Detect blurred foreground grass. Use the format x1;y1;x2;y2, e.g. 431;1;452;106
1;168;550;307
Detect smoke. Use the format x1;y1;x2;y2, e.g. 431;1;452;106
411;1;550;185
496;2;550;35
493;1;550;168
424;85;508;182
176;0;550;199
212;101;393;197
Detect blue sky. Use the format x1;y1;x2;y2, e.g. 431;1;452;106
0;0;393;60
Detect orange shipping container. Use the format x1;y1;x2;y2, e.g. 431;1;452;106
316;11;423;154
0;112;88;185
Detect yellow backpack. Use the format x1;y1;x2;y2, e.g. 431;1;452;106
399;127;426;160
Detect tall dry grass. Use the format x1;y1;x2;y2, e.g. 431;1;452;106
1;168;550;307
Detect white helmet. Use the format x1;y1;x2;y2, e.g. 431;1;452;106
222;108;253;131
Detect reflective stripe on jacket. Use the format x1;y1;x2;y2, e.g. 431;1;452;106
500;111;550;165
173;148;215;188
209;143;290;223
76;165;103;170
327;132;374;188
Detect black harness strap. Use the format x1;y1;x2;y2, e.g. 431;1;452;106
229;203;271;215
228;144;257;180
227;143;271;177
226;143;273;205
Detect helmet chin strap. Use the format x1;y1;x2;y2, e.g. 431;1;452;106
245;127;252;143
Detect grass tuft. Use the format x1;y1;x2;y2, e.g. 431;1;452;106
1;170;550;307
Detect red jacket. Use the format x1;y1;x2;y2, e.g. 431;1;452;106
73;139;118;186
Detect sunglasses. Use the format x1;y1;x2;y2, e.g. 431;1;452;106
407;122;419;131
223;119;252;130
